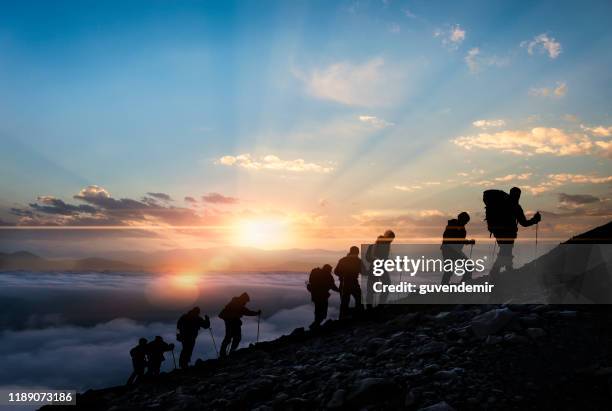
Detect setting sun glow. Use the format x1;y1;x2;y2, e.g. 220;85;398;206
234;219;290;249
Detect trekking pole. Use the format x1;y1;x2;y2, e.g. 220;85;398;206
534;222;539;271
208;326;219;358
469;243;474;259
256;313;261;343
171;347;177;370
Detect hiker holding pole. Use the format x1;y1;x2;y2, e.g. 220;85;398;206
440;212;476;285
483;187;541;279
218;292;261;358
176;307;211;369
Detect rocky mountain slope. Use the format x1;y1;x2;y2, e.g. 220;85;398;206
42;303;612;411
41;221;612;410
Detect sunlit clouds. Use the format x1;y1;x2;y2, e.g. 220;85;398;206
295;57;407;106
453;127;609;157
217;154;334;173
434;24;466;50
521;33;562;59
529;82;567;98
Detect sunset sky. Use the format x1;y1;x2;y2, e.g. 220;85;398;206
1;0;611;254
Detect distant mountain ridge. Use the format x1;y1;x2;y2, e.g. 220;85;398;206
0;251;146;272
0;247;345;273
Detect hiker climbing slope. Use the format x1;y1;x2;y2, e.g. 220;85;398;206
483;187;541;278
176;306;211;369
440;212;476;285
307;264;339;329
126;337;148;385
334;246;365;319
218;292;261;357
146;336;174;376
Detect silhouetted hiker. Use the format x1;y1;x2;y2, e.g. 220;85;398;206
484;187;541;278
307;264;340;329
146;336;174;376
218;292;261;357
176;307;211;369
441;212;476;285
365;230;395;308
334;246;365;319
126;337;148;385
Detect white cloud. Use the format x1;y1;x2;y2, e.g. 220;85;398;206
581;124;612;137
529;81;567;98
472;119;506;129
465;47;509;73
217;154;334;173
524;173;612;195
494;173;532;182
465;47;480;72
358;115;395;128
394;185;422;192
434;24;466;50
76;185;111;200
594;140;612;158
521;33;562;59
389;22;400;34
296;57;405;107
452;127;611;157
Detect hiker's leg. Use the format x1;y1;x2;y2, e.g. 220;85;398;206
126;371;137;385
365;276;374;308
340;290;350;319
179;338;195;368
220;321;232;357
499;242;514;271
352;282;363;313
229;323;241;353
312;299;325;327
379;272;390;304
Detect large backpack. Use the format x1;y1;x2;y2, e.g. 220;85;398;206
483;190;515;238
218;298;239;321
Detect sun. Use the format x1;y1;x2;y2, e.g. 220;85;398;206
234;218;290;249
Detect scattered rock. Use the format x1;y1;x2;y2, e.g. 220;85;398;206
526;327;546;339
326;389;345;409
471;308;516;337
418;400;456;411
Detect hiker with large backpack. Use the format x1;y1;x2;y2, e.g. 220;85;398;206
218;292;261;357
440;212;476;285
483;187;541;279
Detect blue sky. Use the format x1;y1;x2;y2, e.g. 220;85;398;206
0;0;611;251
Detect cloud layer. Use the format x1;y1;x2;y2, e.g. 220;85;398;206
9;186;204;227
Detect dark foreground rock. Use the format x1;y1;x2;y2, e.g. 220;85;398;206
41;304;612;411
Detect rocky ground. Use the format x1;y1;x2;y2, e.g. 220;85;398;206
43;303;612;411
